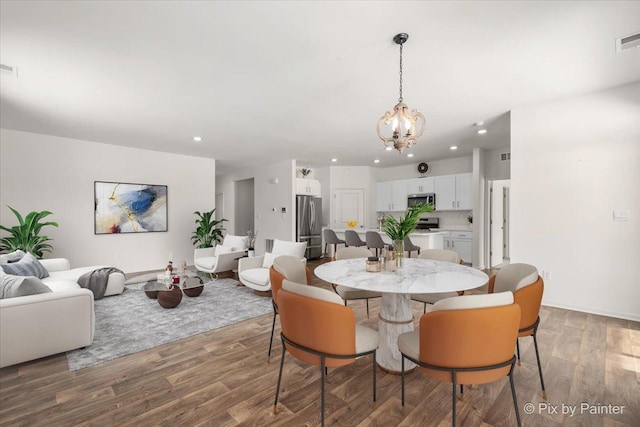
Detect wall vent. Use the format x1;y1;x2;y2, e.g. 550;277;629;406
616;31;640;52
0;64;18;77
500;152;511;161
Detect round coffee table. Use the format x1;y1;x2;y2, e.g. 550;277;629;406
158;285;183;308
182;276;205;297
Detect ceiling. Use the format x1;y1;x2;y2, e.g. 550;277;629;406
1;1;639;176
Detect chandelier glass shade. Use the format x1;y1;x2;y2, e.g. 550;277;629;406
377;33;425;153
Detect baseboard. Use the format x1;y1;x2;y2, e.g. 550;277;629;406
542;300;640;322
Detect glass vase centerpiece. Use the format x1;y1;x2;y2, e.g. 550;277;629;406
382;202;434;267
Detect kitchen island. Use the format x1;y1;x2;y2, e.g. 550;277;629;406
326;228;446;258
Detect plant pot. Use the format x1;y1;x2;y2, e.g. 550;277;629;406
248;249;255;257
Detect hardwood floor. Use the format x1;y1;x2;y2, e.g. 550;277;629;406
1;259;639;426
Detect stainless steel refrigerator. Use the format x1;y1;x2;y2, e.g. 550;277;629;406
296;195;322;260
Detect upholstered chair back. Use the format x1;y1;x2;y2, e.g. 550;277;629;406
419;292;520;384
323;229;343;245
344;230;366;247
222;234;248;251
418;249;461;263
269;256;311;309
272;239;307;258
491;263;538;293
335;247;373;260
278;280;356;368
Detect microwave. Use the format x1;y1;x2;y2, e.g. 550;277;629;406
407;193;436;209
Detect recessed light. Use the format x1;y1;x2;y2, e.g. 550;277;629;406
474;121;484;126
477;129;487;135
407;153;414;158
331;158;338;162
385;147;393;151
374;159;380;163
193;136;202;142
450;145;458;150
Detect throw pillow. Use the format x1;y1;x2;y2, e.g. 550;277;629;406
0;252;49;279
0;249;26;264
214;245;234;257
262;252;277;269
0;273;52;299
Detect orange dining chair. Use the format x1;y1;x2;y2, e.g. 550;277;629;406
411;249;465;313
332;247;382;318
488;263;546;399
274;279;379;426
398;292;522;427
267;255;313;362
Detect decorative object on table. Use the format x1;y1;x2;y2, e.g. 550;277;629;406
383;245;397;272
94;181;167;234
347;220;357;228
191;208;227;248
166;261;173;274
157;284;183;308
468;214;473;224
180;260;187;273
0;206;59;258
300;167;312;178
366;256;382;272
377;33;426;154
246;229;258;257
382;202;434;267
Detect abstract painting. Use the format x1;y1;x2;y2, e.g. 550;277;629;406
94;181;167;234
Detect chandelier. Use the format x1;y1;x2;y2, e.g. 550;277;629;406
376;33;426;153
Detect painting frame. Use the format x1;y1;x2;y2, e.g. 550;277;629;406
94;181;168;234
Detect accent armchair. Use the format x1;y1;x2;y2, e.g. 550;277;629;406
194;234;247;279
238;239;307;292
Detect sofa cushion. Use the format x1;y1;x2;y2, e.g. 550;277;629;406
0;252;49;279
41;278;83;293
222;234;247;251
262;252;277;269
0;271;52;299
195;256;217;270
0;249;26;264
239;268;269;286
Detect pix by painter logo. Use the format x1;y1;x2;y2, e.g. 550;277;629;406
523;402;625;417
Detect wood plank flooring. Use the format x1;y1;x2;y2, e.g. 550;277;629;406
1;259;638;426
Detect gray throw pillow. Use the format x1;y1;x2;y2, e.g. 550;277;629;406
0;252;49;279
0;273;52;299
0;249;26;264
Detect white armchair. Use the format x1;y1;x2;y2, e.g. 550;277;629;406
238;239;307;293
194;234;247;278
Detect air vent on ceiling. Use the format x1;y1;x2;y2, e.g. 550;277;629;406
500;152;511;161
0;64;18;77
616;31;640;52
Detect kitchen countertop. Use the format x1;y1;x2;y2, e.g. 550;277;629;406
331;228;449;236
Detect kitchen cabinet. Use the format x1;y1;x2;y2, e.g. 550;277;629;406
296;178;321;196
451;231;473;264
407;178;434;195
376;180;408;212
434;173;472;211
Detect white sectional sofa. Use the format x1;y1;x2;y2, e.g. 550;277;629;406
0;258;125;368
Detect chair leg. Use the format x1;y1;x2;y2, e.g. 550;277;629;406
401;355;406;408
372;350;377;408
509;364;522;427
408;251;411;258
366;299;370;319
321;356;326;427
423;302;427;314
460;384;464;401
324;243;328;257
533;331;547;400
516;338;521;366
273;344;286;414
267;310;277;362
452;371;458;427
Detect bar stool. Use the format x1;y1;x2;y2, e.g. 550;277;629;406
404;236;421;258
344;230;366;247
365;231;386;256
323;229;345;259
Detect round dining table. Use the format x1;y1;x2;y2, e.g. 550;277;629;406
314;257;489;373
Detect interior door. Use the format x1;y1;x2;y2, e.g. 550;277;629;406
490;180;508;267
333;188;364;229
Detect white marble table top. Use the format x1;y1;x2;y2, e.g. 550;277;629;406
314;258;488;294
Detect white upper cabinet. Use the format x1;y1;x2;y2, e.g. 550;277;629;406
376;180;408;212
407;177;434;195
434;173;472;211
296;178;321;196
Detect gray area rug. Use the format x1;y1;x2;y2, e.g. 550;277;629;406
66;278;272;371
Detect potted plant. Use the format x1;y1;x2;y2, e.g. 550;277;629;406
191;209;227;248
300;168;311;178
0;206;59;259
382;203;434;266
246;230;258;257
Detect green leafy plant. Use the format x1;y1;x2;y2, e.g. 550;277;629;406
191;209;227;248
300;168;311;177
383;203;434;244
0;206;59;258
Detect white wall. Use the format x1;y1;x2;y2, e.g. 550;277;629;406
234;178;254;236
484;146;511;180
0;129;216;272
510;82;640;321
216;159;295;254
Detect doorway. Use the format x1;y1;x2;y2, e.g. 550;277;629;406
215;192;224;222
489;179;510;267
234;178;254;236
